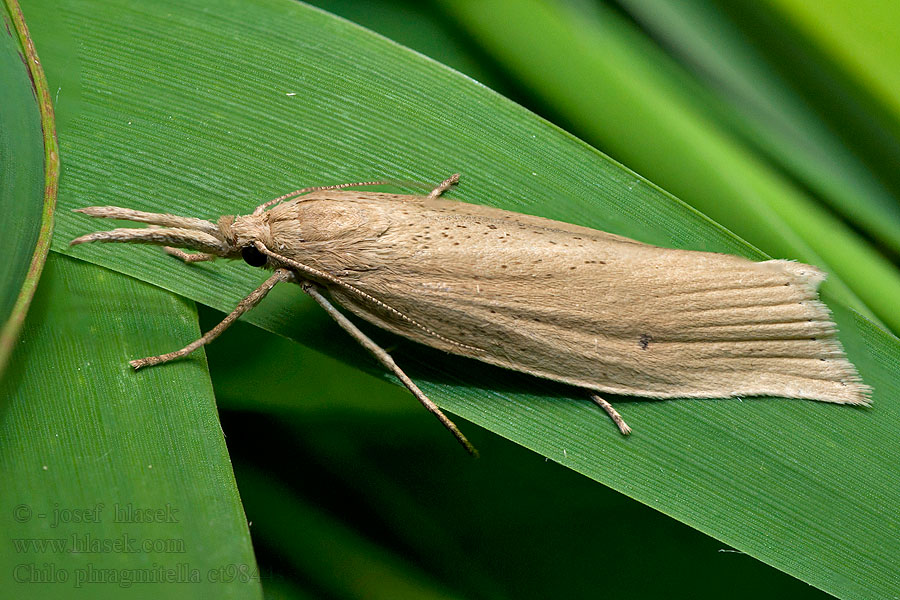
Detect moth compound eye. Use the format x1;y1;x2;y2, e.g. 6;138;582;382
241;245;267;267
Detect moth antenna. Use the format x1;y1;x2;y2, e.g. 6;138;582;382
253;179;426;215
74;206;220;236
70;227;230;255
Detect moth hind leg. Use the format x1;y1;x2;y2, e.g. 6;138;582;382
587;392;632;435
427;173;460;198
301;280;477;456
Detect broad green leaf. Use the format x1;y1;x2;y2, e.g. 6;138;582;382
20;0;900;598
0;254;261;600
0;0;57;377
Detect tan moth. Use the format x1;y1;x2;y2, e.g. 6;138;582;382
71;174;870;454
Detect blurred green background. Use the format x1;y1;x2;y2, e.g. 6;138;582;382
3;0;900;599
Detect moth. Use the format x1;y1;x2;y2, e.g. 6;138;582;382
72;174;870;454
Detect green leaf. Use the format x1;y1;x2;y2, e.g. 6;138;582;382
20;0;900;598
0;0;58;377
0;254;260;599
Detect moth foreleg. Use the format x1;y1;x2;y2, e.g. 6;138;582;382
301;281;477;456
427;173;460;198
130;269;294;370
587;392;632;436
163;247;217;263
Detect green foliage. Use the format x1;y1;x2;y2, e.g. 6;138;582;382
3;0;899;598
0;256;260;600
0;1;53;375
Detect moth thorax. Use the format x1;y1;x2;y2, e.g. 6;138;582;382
277;199;377;242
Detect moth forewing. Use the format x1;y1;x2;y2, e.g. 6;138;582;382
267;191;869;406
71;174;870;454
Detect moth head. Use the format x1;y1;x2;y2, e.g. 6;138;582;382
70;206;243;259
218;213;272;267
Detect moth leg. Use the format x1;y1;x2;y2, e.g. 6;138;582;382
427;173;460;198
301;281;478;456
163;247;216;263
130;269;295;370
587;392;632;436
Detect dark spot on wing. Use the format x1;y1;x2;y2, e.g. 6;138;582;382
639;334;652;350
